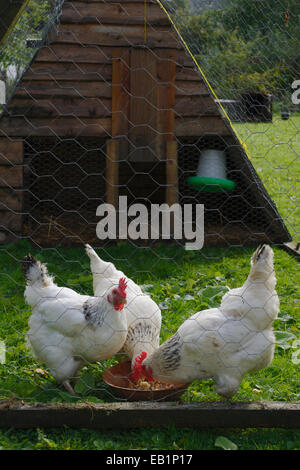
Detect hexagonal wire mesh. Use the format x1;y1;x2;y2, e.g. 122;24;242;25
0;0;298;407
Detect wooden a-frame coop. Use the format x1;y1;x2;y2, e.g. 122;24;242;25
0;0;291;247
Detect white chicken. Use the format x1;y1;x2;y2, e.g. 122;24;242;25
85;244;161;369
139;245;279;398
23;254;128;394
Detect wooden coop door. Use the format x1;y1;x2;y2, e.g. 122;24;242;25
110;48;178;212
129;49;158;161
112;48;176;162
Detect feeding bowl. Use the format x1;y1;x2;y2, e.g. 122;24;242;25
102;361;189;401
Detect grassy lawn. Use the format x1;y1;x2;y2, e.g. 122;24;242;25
1;426;300;450
0;113;299;450
0;241;299;403
235;112;300;240
0;241;299;449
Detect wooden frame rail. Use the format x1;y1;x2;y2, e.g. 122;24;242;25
1;401;300;429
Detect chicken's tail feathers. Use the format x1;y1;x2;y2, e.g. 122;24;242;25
85;243;117;278
21;254;53;287
85;244;97;258
251;244;273;263
250;244;274;275
85;243;102;267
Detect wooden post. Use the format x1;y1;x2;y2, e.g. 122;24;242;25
0;138;23;243
166;140;178;236
166;140;178;206
112;48;130;157
156;49;176;159
106;139;119;209
129;48;158;162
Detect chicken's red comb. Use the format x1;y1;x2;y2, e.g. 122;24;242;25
118;277;127;294
135;351;147;366
131;351;147;381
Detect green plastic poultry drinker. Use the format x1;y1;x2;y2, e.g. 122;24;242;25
186;149;236;193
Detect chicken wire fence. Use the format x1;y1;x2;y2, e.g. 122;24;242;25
0;0;299;408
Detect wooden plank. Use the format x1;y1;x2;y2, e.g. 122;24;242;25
14;81;111;99
0;117;111;137
60;16;170;27
0;188;22;211
174;81;211;97
106;139;119;208
156;49;176;157
0;401;300;429
175;50;199;67
35;44;114;64
175;95;219;117
61;2;170;26
176;65;204;82
0;139;23;164
8;97;112;118
0;212;23;231
0;166;23;188
175;116;231;137
52;24;180;49
35;45;194;67
129;49;158;161
166;140;178;207
26;62;112;81
112;48;130;139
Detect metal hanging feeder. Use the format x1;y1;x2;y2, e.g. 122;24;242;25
186;149;236;193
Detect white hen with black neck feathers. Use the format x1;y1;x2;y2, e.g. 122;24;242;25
142;245;279;399
85;244;162;369
23;254;128;394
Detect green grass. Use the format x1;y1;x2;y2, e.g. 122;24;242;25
0;240;299;404
235;112;300;240
1;426;300;450
0;113;299;449
0;241;299;449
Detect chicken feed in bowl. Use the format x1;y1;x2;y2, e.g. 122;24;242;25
102;361;189;401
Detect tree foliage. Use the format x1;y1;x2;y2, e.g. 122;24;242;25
0;0;58;94
173;0;300;102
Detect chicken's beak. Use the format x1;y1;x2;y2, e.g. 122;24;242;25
119;298;127;308
119;298;127;311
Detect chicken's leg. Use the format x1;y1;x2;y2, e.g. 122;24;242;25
63;380;75;395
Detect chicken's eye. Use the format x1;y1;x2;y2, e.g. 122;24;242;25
112;289;117;295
